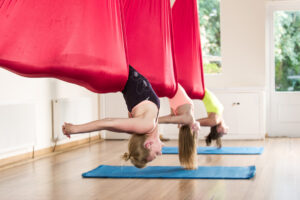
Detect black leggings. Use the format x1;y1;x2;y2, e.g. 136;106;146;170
122;66;160;113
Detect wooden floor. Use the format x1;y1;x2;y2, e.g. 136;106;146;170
1;138;300;200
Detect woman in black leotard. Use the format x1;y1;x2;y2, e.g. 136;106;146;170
62;66;164;168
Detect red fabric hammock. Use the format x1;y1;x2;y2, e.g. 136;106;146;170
0;0;128;93
122;0;177;98
172;0;205;99
0;0;179;97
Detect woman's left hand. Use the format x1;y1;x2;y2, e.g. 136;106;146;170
190;121;200;132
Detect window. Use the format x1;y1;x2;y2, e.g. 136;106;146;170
197;0;221;74
274;11;300;91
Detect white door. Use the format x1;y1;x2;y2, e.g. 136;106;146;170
214;91;263;139
235;93;260;135
267;2;300;136
215;93;239;135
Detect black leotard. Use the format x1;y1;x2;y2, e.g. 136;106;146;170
122;66;160;113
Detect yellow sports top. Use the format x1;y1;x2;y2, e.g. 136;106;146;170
202;88;224;114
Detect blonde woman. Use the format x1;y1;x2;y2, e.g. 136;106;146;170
62;66;164;168
158;84;200;169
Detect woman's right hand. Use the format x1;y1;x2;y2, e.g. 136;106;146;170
62;122;73;138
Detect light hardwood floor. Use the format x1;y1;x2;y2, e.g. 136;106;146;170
0;138;300;200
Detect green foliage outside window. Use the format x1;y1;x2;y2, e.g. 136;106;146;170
203;62;221;74
197;0;221;74
274;11;300;91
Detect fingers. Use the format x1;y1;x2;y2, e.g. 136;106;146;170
62;125;66;134
191;121;201;132
62;122;71;139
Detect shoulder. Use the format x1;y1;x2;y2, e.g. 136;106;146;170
176;103;193;114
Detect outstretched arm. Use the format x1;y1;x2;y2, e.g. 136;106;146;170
197;113;221;127
62;117;155;137
158;113;193;125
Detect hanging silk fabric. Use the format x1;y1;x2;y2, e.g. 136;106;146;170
122;0;177;98
0;0;128;93
172;0;205;99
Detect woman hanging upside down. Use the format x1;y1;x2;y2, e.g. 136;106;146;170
158;84;200;170
196;88;228;148
62;66;164;168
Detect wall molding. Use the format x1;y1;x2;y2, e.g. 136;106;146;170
0;135;102;170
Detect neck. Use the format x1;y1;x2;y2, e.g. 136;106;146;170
147;125;159;139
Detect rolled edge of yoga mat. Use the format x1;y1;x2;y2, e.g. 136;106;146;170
162;146;264;155
82;165;256;179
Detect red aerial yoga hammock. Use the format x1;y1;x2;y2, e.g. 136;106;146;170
122;0;177;98
0;0;178;97
172;0;205;99
0;0;128;93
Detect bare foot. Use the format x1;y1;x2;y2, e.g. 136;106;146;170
159;134;170;142
62;122;75;138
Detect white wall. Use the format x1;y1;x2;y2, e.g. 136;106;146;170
205;0;268;89
171;0;268;88
0;68;98;155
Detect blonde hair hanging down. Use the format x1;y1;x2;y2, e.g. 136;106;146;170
121;134;150;168
178;125;198;170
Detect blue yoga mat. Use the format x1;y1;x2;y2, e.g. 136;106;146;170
82;165;256;179
162;146;264;155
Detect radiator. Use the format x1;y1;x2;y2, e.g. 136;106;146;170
52;97;95;142
0;101;36;159
101;93;130;139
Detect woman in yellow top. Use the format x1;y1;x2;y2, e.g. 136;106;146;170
197;88;228;148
